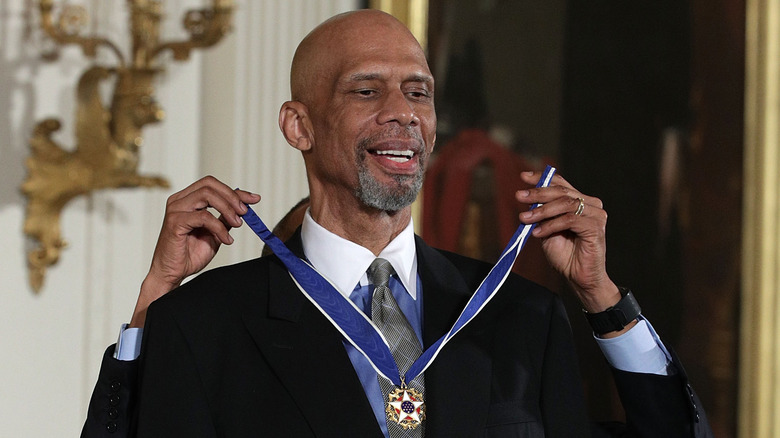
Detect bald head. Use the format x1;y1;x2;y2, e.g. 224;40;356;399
277;8;437;240
290;10;427;105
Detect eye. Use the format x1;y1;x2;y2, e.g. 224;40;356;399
406;89;431;101
355;89;377;97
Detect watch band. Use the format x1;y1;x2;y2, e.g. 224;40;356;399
583;287;642;335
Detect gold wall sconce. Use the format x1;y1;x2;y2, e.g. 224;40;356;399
20;0;233;292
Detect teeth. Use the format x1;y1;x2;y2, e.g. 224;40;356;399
375;149;414;162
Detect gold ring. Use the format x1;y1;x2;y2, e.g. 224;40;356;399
574;197;585;216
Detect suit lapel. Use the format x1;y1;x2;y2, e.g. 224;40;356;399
239;232;493;435
241;233;382;437
416;236;493;435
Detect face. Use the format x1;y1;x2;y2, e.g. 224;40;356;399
303;17;436;212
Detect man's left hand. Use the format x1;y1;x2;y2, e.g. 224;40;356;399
517;171;623;316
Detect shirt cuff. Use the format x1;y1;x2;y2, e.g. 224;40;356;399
113;323;143;361
594;317;673;375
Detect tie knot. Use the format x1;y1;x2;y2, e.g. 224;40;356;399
368;258;394;288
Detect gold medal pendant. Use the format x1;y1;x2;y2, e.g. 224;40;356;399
385;384;426;430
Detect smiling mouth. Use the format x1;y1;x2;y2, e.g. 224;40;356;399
370;149;415;163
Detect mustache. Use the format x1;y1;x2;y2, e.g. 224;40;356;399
357;128;426;154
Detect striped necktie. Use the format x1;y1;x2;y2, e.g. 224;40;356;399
368;258;425;437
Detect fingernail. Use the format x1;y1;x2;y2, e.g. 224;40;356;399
517;190;529;198
520;211;532;220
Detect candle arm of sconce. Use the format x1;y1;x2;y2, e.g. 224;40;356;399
151;1;234;61
38;0;126;66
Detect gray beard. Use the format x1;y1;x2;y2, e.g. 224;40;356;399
355;156;425;212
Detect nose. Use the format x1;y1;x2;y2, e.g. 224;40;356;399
377;89;418;127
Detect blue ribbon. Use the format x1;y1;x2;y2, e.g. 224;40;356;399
242;165;556;386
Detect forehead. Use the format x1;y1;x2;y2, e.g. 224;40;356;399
334;41;433;86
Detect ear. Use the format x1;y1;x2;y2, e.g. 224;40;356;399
278;101;314;151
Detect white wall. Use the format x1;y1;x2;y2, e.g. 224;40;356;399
0;1;355;435
201;0;359;266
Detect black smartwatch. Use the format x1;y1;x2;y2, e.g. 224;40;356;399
583;287;642;336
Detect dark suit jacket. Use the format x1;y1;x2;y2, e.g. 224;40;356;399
83;235;712;437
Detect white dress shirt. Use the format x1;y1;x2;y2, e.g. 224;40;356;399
115;209;671;376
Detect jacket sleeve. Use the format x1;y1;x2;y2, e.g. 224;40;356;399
540;296;592;438
81;346;138;438
131;297;217;437
611;347;714;438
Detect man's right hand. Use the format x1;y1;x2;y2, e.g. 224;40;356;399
129;176;261;328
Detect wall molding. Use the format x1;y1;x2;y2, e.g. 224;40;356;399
740;0;780;436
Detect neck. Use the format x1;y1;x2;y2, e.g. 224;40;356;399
308;196;412;256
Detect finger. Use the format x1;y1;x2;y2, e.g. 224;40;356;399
166;175;232;202
169;186;252;228
167;177;261;214
236;189;262;206
218;213;231;228
517;187;602;219
529;172;577;190
223;188;262;218
167;210;235;245
531;206;608;239
520;171;576;190
518;171;603;209
170;185;240;223
520;195;597;224
217;213;236;234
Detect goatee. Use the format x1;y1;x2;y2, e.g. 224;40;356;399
354;133;426;212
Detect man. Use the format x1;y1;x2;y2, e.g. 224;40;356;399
83;9;712;438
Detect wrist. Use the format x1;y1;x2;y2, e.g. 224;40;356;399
598;318;638;339
582;286;642;337
129;275;177;328
578;282;622;313
129;296;151;328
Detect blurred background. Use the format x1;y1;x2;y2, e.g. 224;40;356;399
1;1;773;436
420;1;744;437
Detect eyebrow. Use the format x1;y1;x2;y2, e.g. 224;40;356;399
347;73;382;82
346;72;433;86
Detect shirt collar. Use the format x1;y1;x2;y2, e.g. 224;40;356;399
300;210;418;300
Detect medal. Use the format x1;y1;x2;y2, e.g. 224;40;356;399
386;382;425;430
241;166;557;428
